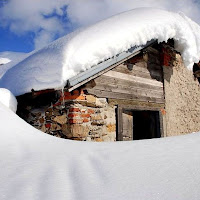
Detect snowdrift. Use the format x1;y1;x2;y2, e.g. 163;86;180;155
1;8;200;96
0;88;17;112
0;101;200;200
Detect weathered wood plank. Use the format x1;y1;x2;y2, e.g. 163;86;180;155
122;110;133;140
146;46;160;55
103;70;163;87
122;63;149;73
113;64;163;81
91;84;164;99
115;63;162;74
108;98;165;109
94;75;163;91
86;89;165;103
117;106;123;141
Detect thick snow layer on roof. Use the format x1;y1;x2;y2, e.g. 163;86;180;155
0;101;200;199
1;8;200;96
0;88;17;112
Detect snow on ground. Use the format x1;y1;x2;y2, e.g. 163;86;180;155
0;101;200;200
0;51;28;78
1;8;200;96
0;88;17;112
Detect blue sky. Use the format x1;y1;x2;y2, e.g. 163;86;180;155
0;2;72;53
0;28;34;52
0;0;200;54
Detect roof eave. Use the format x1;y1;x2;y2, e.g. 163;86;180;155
67;39;156;92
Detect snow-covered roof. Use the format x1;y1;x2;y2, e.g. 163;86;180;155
1;8;200;96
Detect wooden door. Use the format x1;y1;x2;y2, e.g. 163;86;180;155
117;106;162;141
122;110;133;141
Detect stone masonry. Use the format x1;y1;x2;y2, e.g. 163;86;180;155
162;44;200;136
17;89;116;142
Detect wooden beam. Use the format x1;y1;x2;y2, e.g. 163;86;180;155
94;75;163;91
89;84;164;99
108;98;165;109
117;106;123;141
86;89;165;103
112;64;163;81
103;70;163;87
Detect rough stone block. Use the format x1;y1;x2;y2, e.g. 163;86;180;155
68;113;80;118
81;113;90;118
69;107;80;112
95;98;105;108
86;95;96;103
83;118;90;123
91;114;102;121
86;137;92;141
53;114;67;124
88;109;95;114
94;138;103;142
69;119;83;124
69;124;89;138
50;124;61;131
45;123;51;128
91;120;105;125
62;124;73;138
106;124;116;132
41;124;46;132
39;117;45;124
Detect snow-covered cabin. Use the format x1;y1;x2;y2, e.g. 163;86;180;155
1;8;200;141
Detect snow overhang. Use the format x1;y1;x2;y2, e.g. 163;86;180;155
67;40;156;92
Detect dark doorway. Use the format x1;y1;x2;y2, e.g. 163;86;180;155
117;108;161;141
132;111;161;140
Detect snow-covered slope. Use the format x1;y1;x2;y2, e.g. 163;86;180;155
0;57;11;65
1;8;200;96
0;51;27;63
0;101;200;200
0;51;28;78
0;88;17;112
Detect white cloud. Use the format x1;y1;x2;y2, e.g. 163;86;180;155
1;0;200;49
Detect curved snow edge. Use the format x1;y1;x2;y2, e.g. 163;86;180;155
0;88;18;112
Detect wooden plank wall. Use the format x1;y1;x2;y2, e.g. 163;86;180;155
85;47;164;104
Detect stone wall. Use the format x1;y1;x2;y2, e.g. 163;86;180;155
17;89;116;141
163;45;200;136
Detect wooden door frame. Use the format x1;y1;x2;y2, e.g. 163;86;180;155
116;105;164;141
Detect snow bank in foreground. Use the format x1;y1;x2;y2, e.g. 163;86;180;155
1;8;200;96
0;88;17;112
0;102;200;200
